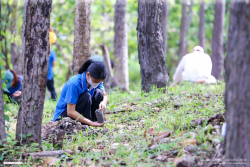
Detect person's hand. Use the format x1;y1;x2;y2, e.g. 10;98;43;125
99;101;106;111
90;122;105;127
13;91;22;97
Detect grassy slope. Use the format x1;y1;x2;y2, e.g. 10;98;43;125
5;82;225;166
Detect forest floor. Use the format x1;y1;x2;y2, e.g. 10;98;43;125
4;82;226;167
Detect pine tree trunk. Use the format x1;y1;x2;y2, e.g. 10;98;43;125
161;0;169;60
178;0;193;59
225;1;250;165
199;0;205;48
73;0;92;75
211;0;225;80
15;0;52;145
114;0;129;91
0;0;6;143
137;0;169;93
10;0;20;74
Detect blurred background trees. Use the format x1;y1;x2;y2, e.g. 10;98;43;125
1;0;231;92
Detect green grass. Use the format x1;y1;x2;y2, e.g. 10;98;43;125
2;82;225;166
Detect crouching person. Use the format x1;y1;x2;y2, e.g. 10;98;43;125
53;60;108;127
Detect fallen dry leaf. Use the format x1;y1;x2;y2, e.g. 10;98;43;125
131;102;137;106
92;149;102;153
148;127;155;135
155;131;171;142
41;157;60;166
66;161;72;167
178;139;197;146
174;157;184;166
144;130;147;138
178;131;187;137
152;108;161;112
98;132;101;140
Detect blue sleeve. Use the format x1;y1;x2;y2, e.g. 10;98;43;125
51;50;56;61
65;84;80;104
97;82;105;91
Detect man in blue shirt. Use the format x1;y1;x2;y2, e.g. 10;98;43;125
47;50;57;100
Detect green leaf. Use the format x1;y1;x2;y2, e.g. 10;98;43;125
0;65;5;71
1;30;5;37
27;133;33;137
0;52;5;59
6;133;11;138
4;115;9;122
110;104;115;109
4;105;11;112
2;86;8;92
3;94;9;102
19;134;26;139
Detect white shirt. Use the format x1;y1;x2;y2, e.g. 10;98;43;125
173;51;216;84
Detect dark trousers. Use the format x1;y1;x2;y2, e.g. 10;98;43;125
60;88;103;123
47;79;57;100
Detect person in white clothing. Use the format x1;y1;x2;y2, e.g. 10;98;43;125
173;46;216;84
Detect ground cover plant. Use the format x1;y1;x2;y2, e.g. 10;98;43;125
1;82;226;166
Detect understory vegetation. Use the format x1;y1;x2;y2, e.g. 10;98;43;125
3;82;225;166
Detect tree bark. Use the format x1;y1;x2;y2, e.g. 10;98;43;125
137;0;169;93
15;0;52;145
10;0;20;74
161;0;169;59
211;0;225;80
73;0;92;75
178;0;193;59
0;0;7;144
198;0;205;48
225;1;250;166
114;0;129;91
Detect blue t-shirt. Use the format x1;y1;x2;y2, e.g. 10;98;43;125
47;50;56;80
4;75;23;96
53;72;105;121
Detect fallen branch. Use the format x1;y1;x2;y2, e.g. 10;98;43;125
22;149;74;158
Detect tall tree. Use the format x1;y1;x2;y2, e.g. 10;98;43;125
161;0;169;59
114;0;129;91
225;0;250;165
10;0;20;74
0;0;7;144
198;0;205;48
178;0;193;59
0;1;10;69
16;0;52;145
211;0;225;80
137;0;169;93
73;0;92;75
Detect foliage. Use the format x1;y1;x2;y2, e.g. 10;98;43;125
1;0;231;91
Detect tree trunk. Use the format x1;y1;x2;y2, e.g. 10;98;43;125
161;0;169;60
137;0;169;93
0;0;6;143
15;0;52;145
225;1;250;166
101;44;118;92
10;0;20;74
178;0;193;59
114;0;129;91
73;0;92;75
198;0;205;48
211;0;225;80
